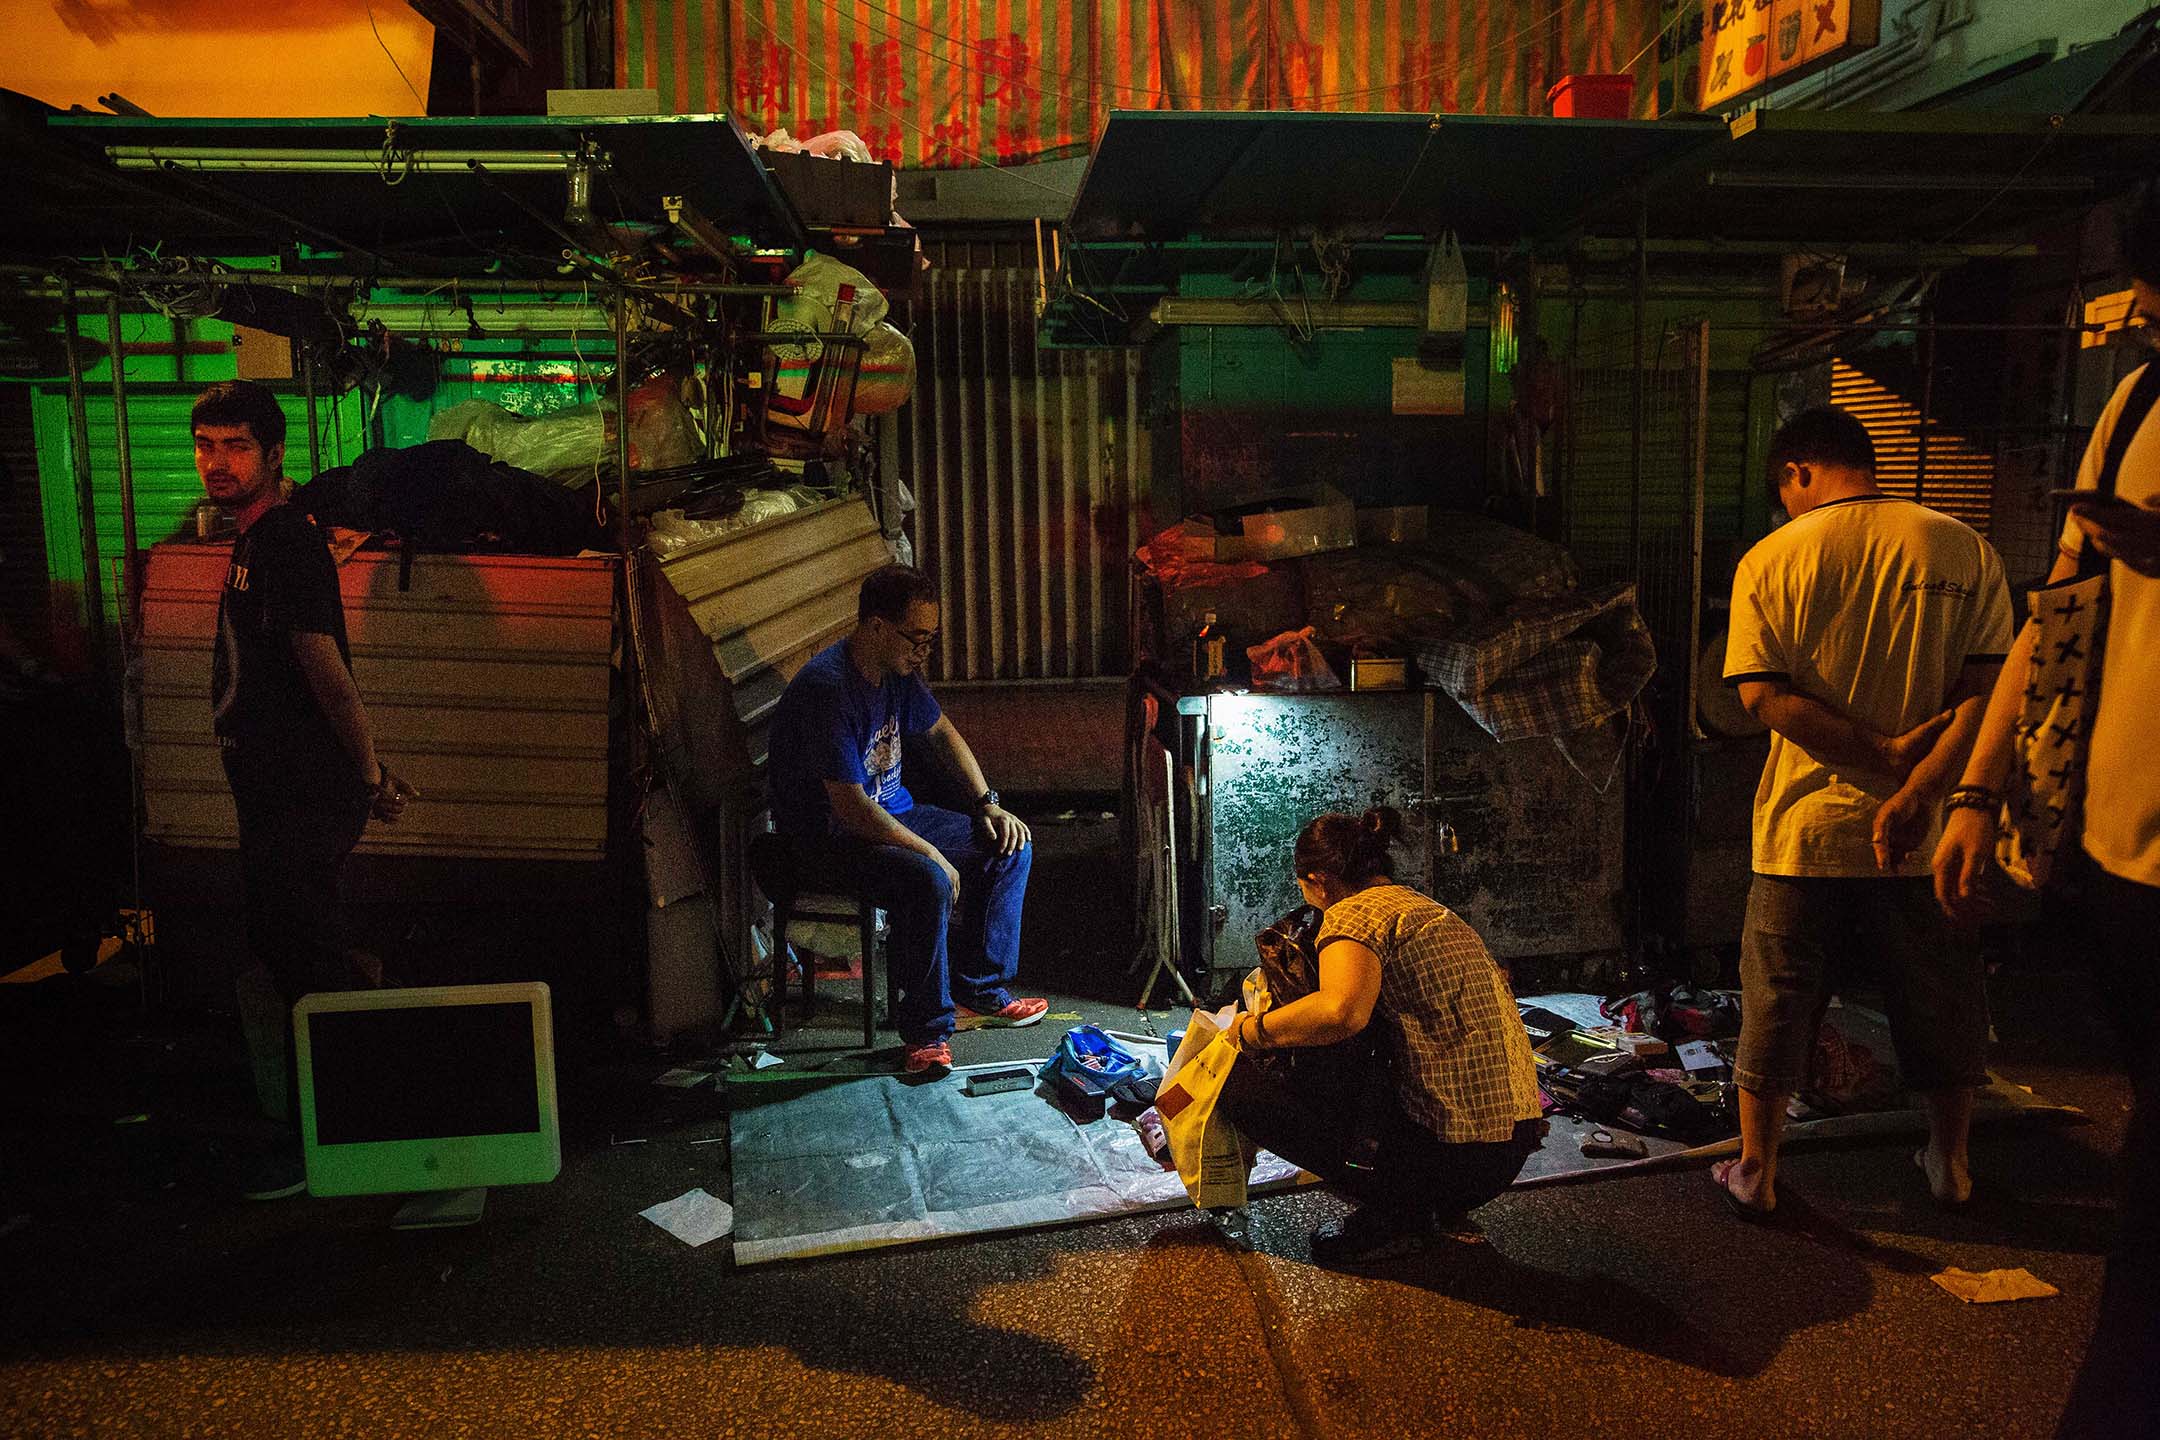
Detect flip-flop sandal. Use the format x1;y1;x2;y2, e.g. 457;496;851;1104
1913;1148;1973;1210
1712;1157;1776;1222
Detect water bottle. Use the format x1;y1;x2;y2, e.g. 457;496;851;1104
1192;610;1228;682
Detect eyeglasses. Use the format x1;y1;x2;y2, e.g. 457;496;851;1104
890;622;939;652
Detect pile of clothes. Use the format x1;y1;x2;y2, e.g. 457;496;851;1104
1528;980;1894;1144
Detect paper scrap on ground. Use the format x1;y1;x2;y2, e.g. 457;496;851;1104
640;1188;735;1247
1931;1267;2060;1304
751;1050;783;1071
652;1068;713;1088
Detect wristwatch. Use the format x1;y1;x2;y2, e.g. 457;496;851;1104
974;788;1000;812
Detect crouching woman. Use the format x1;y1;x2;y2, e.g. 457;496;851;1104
1221;806;1543;1265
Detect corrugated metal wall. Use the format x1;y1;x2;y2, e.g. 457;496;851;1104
0;387;46;650
895;241;1143;682
639;495;895;984
139;544;616;861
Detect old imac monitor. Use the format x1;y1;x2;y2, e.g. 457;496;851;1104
295;981;561;1228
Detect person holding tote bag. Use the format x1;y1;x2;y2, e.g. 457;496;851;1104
1933;193;2160;1438
1216;806;1542;1266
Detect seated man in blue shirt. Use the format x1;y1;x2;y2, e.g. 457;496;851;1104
767;565;1044;1075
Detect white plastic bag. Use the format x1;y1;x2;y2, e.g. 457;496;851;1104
1158;1006;1253;1209
427;400;604;483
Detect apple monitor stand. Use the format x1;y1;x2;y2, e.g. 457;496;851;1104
391;1188;489;1229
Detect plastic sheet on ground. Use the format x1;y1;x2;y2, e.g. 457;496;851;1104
727;1043;1302;1266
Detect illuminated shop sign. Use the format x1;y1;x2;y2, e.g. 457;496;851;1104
1702;0;1882;109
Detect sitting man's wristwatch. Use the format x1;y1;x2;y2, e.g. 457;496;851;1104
974;788;1000;812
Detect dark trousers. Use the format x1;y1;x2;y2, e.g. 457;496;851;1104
1218;1046;1538;1220
226;758;371;1130
2056;855;2160;1437
787;804;1030;1045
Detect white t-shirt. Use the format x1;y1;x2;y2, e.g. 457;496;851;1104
2061;363;2160;888
1725;496;2015;877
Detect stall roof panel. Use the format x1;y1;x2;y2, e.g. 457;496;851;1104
9;105;806;266
1065;110;1721;243
1609;110;2160;246
1066;107;2160;252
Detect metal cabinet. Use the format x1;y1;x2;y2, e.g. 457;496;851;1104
1137;684;1623;991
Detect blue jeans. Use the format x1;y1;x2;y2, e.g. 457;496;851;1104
790;804;1031;1045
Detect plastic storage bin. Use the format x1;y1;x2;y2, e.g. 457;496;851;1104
1547;73;1635;119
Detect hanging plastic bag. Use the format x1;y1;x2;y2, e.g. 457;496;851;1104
852;322;917;415
1247;626;1341;692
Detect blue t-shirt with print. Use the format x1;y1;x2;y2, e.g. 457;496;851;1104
768;639;943;837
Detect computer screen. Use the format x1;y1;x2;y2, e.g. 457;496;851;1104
296;982;561;1200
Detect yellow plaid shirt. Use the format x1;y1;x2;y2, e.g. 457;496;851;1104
1319;884;1543;1143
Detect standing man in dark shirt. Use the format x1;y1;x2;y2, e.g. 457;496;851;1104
195;381;414;1199
767;565;1042;1076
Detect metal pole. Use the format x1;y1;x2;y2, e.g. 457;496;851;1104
299;332;322;478
1688;319;1710;743
2059;223;2088;503
103;293;149;1008
58;278;108;688
104;296;139;627
1916;307;1937;509
1628;188;1647;574
612;291;635;559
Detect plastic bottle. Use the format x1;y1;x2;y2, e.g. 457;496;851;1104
1192;610;1228;682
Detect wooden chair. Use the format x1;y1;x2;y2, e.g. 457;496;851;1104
747;831;887;1049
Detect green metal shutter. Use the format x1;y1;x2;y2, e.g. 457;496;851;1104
33;387;364;631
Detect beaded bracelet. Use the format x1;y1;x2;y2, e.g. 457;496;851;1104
1943;785;2000;816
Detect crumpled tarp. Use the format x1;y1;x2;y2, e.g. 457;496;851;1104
1411;581;1656;780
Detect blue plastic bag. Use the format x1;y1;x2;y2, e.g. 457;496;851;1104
1038;1025;1155;1114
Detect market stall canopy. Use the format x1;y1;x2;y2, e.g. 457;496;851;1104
1066;107;2160;250
1601;109;2160;247
1064;110;1717;244
4;100;807;269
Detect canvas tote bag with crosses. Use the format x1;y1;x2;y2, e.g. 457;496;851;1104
1999;362;2159;891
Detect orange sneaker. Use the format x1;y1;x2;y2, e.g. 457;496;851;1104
902;1039;953;1076
954;997;1049;1030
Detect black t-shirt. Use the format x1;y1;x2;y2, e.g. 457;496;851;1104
211;503;358;794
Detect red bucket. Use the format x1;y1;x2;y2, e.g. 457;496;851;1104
1547;73;1635;119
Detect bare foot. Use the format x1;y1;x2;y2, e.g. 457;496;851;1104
1914;1146;1972;1207
1712;1156;1775;1217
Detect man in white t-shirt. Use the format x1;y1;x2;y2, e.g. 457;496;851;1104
1717;407;2014;1219
1935;196;2160;1436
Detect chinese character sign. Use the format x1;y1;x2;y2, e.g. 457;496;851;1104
621;0;1674;171
1702;0;1878;109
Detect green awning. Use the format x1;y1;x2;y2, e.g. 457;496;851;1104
11;107;805;268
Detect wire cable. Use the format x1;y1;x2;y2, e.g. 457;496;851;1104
365;1;428;114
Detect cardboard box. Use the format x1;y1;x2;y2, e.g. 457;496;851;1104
1212;485;1355;562
1349;657;1408;691
1356;505;1429;546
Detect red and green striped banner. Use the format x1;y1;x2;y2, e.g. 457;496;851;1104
615;0;1677;170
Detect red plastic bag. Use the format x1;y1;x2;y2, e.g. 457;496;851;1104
1246;626;1341;692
